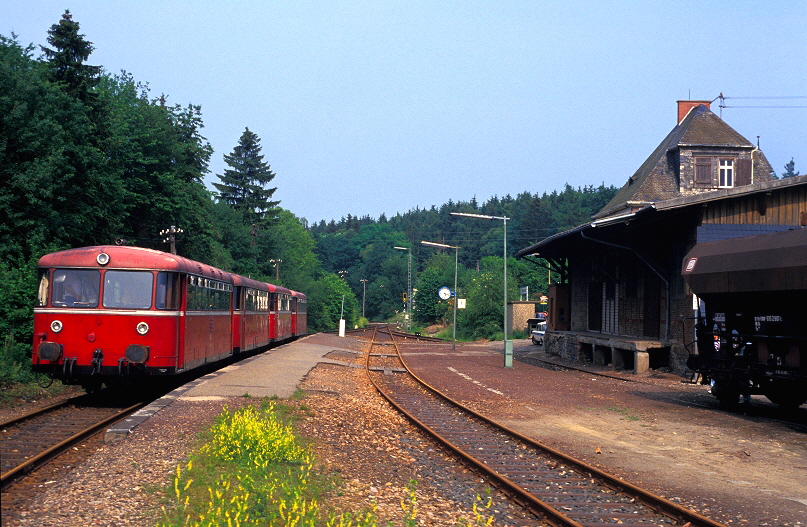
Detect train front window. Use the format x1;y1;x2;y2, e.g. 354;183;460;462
103;271;153;309
36;269;50;307
52;270;100;307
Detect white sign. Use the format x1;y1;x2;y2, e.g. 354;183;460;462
457;298;466;309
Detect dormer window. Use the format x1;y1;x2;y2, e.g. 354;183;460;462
719;158;734;187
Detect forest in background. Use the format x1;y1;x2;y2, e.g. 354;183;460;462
0;12;618;385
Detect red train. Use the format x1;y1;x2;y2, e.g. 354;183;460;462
32;246;307;391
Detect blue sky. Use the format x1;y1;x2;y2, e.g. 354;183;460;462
4;1;806;225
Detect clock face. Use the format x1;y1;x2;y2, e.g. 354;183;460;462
438;287;451;300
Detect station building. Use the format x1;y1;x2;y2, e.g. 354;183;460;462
516;100;807;374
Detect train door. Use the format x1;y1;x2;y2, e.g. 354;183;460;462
291;296;298;335
233;286;244;353
269;292;277;341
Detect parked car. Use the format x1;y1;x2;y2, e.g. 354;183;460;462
531;321;547;345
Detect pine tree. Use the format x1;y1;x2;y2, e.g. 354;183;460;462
782;158;800;178
40;10;101;105
214;127;280;225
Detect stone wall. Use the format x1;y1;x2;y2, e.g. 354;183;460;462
508;301;538;336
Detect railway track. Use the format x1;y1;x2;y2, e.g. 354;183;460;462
0;394;147;491
365;324;727;527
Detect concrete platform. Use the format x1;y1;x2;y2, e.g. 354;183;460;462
178;335;359;399
105;333;364;441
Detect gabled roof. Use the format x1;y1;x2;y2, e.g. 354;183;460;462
593;105;754;220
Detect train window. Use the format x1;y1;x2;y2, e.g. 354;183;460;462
188;279;203;310
36;269;50;307
234;287;243;310
103;271;153;309
52;270;100;307
156;272;180;310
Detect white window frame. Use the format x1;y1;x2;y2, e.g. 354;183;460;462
719;158;734;188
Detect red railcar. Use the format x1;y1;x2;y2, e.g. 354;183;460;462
268;284;293;342
231;274;272;353
291;290;308;337
32;246;305;390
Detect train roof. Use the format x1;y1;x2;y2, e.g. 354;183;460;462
267;283;292;294
682;228;807;294
231;274;270;291
37;246;303;295
38;245;235;283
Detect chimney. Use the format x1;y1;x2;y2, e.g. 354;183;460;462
677;100;711;124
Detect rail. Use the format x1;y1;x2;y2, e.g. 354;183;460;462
1;400;147;490
364;324;726;527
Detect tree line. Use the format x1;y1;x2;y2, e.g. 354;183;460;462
308;184;617;336
1;11;620;384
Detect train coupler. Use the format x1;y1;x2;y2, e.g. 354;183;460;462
117;357;131;377
91;349;104;375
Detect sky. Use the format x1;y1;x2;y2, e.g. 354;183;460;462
3;1;806;225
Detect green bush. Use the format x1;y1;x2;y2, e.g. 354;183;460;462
0;333;34;385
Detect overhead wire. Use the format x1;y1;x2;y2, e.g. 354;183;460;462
718;94;807;109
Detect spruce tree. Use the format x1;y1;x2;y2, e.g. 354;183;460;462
782;158;800;178
40;10;101;105
214;127;280;225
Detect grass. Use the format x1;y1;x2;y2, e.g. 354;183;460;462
0;377;79;407
156;398;497;527
605;406;642;422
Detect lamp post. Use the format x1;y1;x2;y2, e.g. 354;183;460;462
160;225;183;255
421;241;459;351
450;212;512;367
394;246;411;331
269;259;282;281
360;278;368;318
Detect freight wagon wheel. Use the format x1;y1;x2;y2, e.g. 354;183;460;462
711;380;742;411
763;383;807;409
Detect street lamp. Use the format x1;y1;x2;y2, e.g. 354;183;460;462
269;259;282;281
160;225;183;255
421;241;459;351
450;212;512;368
394;246;411;331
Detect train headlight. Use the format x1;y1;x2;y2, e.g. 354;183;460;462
38;342;62;361
136;322;150;335
96;252;110;266
51;320;63;333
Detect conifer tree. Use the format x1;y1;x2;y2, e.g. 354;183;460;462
214;127;280;225
782;158;800;178
40;10;101;105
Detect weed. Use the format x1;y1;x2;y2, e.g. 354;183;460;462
157;401;502;527
605;406;641;421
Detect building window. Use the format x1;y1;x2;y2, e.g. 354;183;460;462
719;158;734;187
